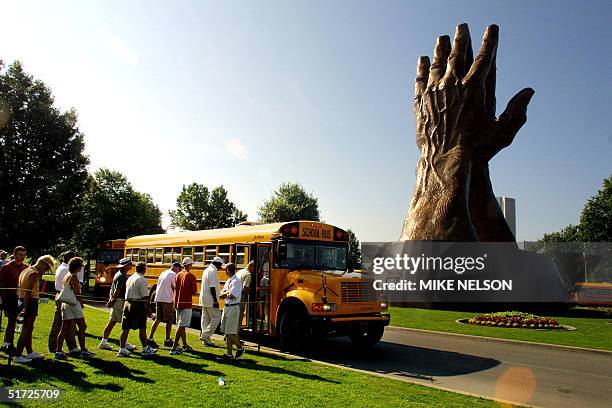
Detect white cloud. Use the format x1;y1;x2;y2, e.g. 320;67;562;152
104;35;140;65
225;138;248;160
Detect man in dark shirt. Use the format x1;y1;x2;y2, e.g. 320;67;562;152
99;258;136;351
0;246;28;355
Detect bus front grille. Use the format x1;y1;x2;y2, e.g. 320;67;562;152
341;281;376;303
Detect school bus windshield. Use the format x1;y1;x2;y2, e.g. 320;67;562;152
278;241;347;270
98;249;122;264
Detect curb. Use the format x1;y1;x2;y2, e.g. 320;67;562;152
387;325;612;355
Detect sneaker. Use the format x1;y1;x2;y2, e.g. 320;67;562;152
142;346;157;356
164;339;174;348
55;351;68;360
68;348;82;356
27;351;45;360
147;339;159;349
170;348;182;355
0;342;8;352
125;343;137;351
202;340;216;347
180;345;193;352
99;341;113;350
234;347;245;360
79;350;96;359
215;353;234;362
117;348;130;358
14;355;32;363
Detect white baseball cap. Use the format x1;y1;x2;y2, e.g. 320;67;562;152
212;256;224;264
182;257;193;266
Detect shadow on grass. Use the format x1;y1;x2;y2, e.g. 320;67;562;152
146;354;225;377
0;359;123;392
87;358;155;384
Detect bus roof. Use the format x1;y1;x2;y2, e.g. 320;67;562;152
125;221;347;248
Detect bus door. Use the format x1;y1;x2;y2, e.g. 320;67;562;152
234;244;250;328
255;244;271;333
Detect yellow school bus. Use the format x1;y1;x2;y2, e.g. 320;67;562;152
124;221;389;349
93;239;126;293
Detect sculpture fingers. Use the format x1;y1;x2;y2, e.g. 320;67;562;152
441;23;471;87
463;25;499;88
414;56;430;100
498;87;535;141
485;48;497;116
427;35;451;90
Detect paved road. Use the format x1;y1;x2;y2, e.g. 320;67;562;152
298;327;612;408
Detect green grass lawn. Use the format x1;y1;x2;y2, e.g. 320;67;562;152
0;302;498;408
389;307;612;351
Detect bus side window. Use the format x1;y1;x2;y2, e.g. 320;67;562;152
163;248;172;264
194;247;204;264
155;248;163;263
172;247;182;263
205;246;217;264
218;245;230;263
183;247;193;260
146;248;154;264
138;248;146;262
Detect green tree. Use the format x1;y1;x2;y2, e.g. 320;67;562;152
169;183;247;230
258;182;320;223
0;60;88;255
73;169;164;256
541;175;611;242
346;228;363;270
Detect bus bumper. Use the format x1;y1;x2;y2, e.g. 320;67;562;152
310;313;390;336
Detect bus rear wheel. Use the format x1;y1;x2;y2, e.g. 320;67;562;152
348;322;384;348
279;309;310;351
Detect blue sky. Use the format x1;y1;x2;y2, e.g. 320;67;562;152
2;0;610;241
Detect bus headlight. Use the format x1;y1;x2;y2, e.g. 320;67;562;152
100;277;106;283
312;303;337;312
380;302;388;309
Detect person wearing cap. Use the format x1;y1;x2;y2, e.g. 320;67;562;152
118;262;157;357
170;258;197;355
0;246;28;356
219;263;245;360
0;250;8;268
48;250;78;354
13;254;55;363
199;256;223;347
148;261;180;348
236;261;254;333
99;257;137;352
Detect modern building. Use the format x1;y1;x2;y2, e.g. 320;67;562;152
496;196;516;239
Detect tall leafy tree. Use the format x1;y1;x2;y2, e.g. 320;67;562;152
258;182;320;223
73;169;164;256
169;183;247;230
542;175;611;242
0;61;88;255
346;228;363;270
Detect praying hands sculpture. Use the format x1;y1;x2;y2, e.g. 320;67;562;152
401;24;534;242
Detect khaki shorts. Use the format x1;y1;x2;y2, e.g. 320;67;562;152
176;308;192;327
109;299;125;322
220;304;240;335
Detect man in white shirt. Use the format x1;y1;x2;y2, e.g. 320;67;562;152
147;262;180;348
48;251;78;354
117;262;157;357
219;263;244;360
235;261;254;331
199;256;223;347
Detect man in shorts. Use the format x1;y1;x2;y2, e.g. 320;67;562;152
219;263;245;361
99;257;136;351
118;262;157;357
148;262;180;348
170;258;197;355
0;246;28;356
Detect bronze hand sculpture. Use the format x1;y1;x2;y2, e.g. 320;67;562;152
401;24;534;242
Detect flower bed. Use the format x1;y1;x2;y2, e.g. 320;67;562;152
467;311;560;329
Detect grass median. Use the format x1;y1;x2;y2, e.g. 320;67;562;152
0;301;498;407
389;307;612;351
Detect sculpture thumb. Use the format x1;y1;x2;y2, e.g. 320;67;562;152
498;87;535;137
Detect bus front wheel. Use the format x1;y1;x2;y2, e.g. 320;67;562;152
279;309;309;351
348;322;384;348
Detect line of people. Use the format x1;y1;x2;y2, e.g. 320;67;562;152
0;245;252;363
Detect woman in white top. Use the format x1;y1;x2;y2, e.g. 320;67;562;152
55;257;95;360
